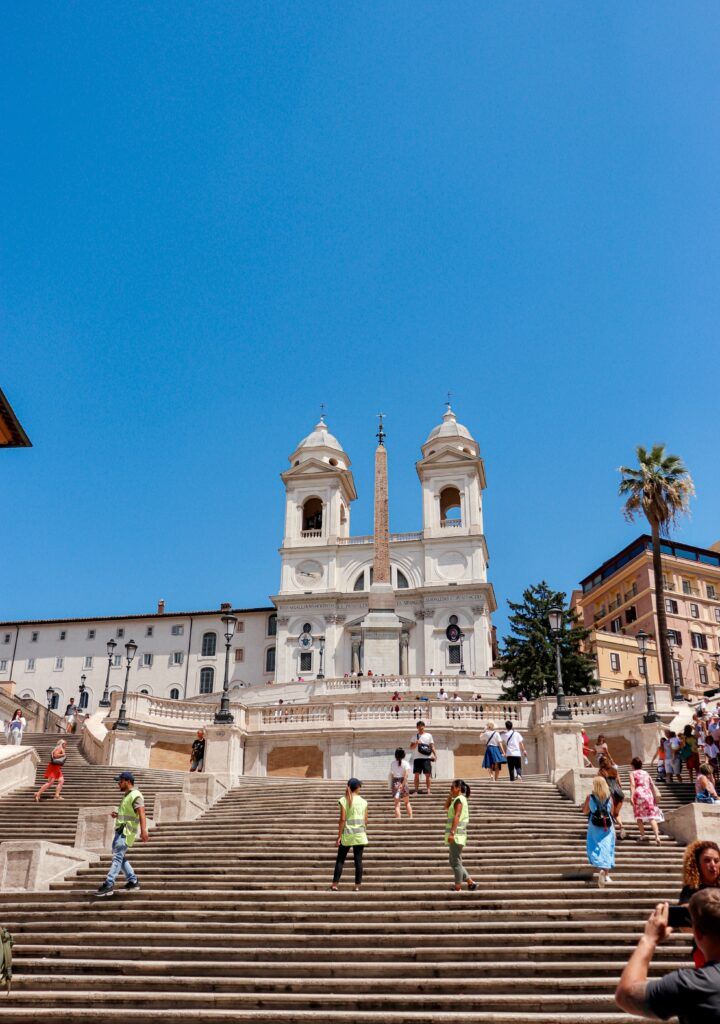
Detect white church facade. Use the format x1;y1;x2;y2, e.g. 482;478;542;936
0;407;496;708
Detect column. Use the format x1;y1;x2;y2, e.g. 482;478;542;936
399;633;409;676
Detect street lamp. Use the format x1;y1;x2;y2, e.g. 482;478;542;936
113;639;138;731
317;635;326;679
548;606;571;719
99;638;117;708
666;631;683;702
636;629;658;723
458;630;467;676
79;673;87;710
215;613;238;725
46;686;56;709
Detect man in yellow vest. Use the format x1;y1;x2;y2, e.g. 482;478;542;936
94;771;149;897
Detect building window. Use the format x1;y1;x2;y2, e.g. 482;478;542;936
715;608;720;624
610;653;621;672
50;693;59;710
699;664;709;687
172;651;184;666
79;689;90;710
201;632;217;657
171;624;184;636
299;651;312;672
87;629;95;640
265;646;276;673
625;606;637;625
169;688;180;700
112;655;122;667
146;626;154;637
439;486;462;525
665;599;678;615
26;658;35;671
638;656;648;677
116;628;125;638
84;656;93;669
668;629;682;647
55;657;64;670
610;617;622;634
353;571;366;592
234;648;244;663
396;570;410;589
672;660;683;687
142;653;153;668
31;632;38;643
302;497;323;532
448;644;462;665
267;614;277;637
59;630;66;640
449;615;459;626
2;633;10;644
139;688;150;696
691;632;708;651
236;620;244;633
690;603;700;619
0;660;7;672
708;584;717;600
199;667;214;694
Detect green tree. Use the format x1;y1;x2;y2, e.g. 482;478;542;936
619;444;694;694
499;581;597;700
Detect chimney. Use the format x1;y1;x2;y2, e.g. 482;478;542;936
157;599;165;614
220;602;232;613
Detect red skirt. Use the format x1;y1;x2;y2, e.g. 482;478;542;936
44;763;63;782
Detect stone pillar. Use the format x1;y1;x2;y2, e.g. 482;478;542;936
628;722;664;763
400;634;409;676
534;719;585;783
203;725;244;780
661;804;720;845
104;729;151;769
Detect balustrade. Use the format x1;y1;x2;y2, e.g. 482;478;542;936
260;704;333;725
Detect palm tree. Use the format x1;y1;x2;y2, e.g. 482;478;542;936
618;445;694;697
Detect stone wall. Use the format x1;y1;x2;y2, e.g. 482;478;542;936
267;744;324;778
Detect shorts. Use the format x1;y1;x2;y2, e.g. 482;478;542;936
413;757;433;775
391;778;409;799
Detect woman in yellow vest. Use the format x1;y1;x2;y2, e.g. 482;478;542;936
445;779;478;892
330;777;368;891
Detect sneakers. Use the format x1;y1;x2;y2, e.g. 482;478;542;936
467;881;478;891
94;882;114;898
123;880;140;892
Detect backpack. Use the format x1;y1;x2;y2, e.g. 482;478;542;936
590;796;612;830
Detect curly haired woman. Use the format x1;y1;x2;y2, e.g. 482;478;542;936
677;839;720;967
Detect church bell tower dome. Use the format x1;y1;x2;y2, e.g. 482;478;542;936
421;406;478;458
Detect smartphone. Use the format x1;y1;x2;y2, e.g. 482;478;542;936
668;905;692;929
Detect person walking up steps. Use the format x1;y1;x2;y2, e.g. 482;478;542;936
389;748;412;819
445;780;478;892
482;722;507;781
410;721;436;795
34;739;67;801
330;778;368;892
94;771;149;897
584;775;616;887
629;757;664;846
502;720;527;781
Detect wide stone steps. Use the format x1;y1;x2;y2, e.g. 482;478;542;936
0;736;696;1021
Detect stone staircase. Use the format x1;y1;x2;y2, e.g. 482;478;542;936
0;732;184;844
0;737;698;1022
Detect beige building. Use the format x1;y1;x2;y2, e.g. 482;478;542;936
575;535;720;696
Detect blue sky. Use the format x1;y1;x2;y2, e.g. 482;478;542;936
2;4;719;640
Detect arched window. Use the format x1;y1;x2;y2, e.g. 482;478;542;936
199;667;214;694
201;632;217;657
267;614;277;637
302;497;323;533
79;689;90;710
169;688;180;700
50;693;59;710
396;569;409;589
353;571;365;592
265;646;276;673
440;486;462;524
139;688;150;696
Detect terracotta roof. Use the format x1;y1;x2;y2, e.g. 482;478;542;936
0;388;31;448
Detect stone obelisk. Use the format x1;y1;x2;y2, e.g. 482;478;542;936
360;415;403;674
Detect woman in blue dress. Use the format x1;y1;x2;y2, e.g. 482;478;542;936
482;721;507;782
583;776;616;887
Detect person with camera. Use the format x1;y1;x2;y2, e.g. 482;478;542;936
409;721;436;795
615;891;720;1020
583;776;615;887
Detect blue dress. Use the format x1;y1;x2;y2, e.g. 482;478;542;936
483;731;507;769
586;795;616;870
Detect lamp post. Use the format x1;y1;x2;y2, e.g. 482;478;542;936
548;607;571;719
79;673;87;711
458;630;467;676
636;629;658;723
45;686;56;731
113;639;138;731
317;635;326;679
666;631;683;702
215;613;238;725
99;638;117;708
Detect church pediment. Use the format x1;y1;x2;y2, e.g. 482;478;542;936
282;459;357;499
416;447;479;468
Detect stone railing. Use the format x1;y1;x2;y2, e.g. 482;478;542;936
438;701;523;723
325;679;361;691
336;531;422;546
259;704;333;726
533;691;643;724
348;703;428;722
